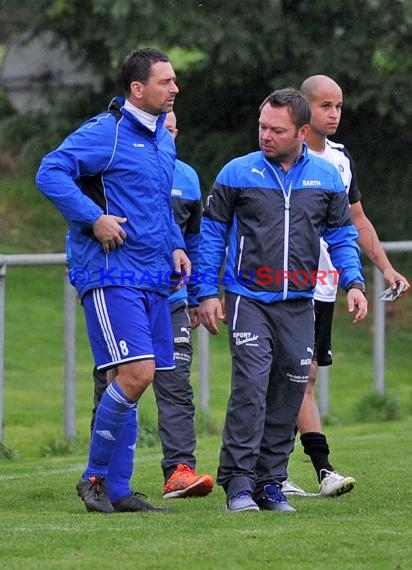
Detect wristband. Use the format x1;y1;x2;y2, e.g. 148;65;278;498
347;280;366;294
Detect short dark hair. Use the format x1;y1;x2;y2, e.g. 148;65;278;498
121;48;170;94
259;88;311;128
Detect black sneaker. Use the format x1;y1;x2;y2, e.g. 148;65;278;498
76;476;115;513
112;492;168;512
255;484;296;512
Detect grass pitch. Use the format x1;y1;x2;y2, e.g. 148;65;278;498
1;265;411;569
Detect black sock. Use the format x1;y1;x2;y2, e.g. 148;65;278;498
300;432;334;483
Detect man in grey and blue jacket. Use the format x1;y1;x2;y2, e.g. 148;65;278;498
198;88;368;513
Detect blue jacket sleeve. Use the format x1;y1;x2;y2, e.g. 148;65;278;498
196;217;230;300
185;232;200;306
184;191;203;306
170;218;186;252
323;224;364;291
35;114;117;227
168;160;203;305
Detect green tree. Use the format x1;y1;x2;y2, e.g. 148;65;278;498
1;0;412;239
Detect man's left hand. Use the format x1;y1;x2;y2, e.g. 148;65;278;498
382;266;410;296
172;248;191;289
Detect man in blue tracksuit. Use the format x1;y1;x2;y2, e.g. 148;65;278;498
155;112;214;498
91;112;214;500
198;88;368;513
36;48;190;513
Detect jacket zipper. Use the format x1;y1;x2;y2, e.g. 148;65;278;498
264;160;291;300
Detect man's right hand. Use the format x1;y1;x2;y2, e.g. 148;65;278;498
199;297;225;335
346;288;368;324
92;215;127;254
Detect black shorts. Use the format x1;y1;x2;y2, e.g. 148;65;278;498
313;300;335;366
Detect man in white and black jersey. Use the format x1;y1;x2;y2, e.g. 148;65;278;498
282;75;410;498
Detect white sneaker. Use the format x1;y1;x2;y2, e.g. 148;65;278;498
319;469;356;497
281;479;308;496
282;479;320;497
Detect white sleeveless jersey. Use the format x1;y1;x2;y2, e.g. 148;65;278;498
309;140;361;302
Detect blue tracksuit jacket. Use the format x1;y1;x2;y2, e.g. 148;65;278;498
198;144;364;302
36;97;185;298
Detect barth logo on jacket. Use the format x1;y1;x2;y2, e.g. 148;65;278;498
171;188;182;196
233;331;259;346
302;179;322;187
